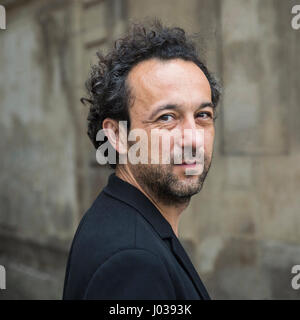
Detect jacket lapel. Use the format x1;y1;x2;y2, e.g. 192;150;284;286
170;236;210;300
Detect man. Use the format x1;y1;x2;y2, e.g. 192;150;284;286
63;21;221;300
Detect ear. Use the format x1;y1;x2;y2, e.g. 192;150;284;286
102;118;128;155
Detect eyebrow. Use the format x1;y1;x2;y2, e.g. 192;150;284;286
148;102;215;120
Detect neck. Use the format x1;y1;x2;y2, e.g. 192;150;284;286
115;165;189;237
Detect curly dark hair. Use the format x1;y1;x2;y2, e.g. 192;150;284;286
81;20;221;168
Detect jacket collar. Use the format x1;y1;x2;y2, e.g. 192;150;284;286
103;173;210;300
103;172;175;240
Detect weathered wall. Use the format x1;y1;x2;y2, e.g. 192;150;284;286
0;0;79;299
0;0;299;299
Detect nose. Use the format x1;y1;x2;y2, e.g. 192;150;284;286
180;115;203;151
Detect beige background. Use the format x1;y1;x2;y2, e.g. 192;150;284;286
0;0;299;299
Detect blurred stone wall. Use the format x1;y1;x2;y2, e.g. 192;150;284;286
0;0;299;299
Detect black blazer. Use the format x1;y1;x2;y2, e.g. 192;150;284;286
63;173;210;300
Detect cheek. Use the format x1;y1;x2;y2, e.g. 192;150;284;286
149;131;174;163
148;130;162;162
204;128;215;153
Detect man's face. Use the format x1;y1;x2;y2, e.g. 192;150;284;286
125;58;215;205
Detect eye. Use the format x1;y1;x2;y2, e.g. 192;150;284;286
196;111;213;120
158;114;175;122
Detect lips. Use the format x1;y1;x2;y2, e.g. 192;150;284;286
182;161;196;165
176;161;197;167
173;158;203;166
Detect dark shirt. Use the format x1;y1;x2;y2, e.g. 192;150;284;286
63;173;210;300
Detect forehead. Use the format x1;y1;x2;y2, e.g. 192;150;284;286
127;58;212;113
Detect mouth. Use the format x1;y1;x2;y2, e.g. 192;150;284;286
175;161;197;168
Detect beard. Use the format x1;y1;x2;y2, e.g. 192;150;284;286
129;154;212;206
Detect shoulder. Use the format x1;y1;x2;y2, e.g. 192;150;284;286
65;190;160;276
83;248;176;299
69;190;138;263
63;190;173;299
